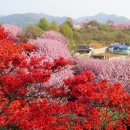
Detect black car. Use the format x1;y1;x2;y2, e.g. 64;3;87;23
77;45;94;53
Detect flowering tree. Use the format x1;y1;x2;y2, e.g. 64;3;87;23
30;38;71;60
0;25;8;40
0;24;21;43
0;39;35;65
0;55;129;129
74;56;130;92
64;71;130;129
0;23;35;59
41;31;69;45
109;23;130;29
0;24;129;130
29;31;71;60
0;40;21;63
29;35;73;87
27;49;73;89
0;53;73;130
18;43;36;53
2;24;21;38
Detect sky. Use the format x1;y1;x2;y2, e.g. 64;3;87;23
0;0;130;18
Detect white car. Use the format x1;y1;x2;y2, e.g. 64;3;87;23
107;43;130;55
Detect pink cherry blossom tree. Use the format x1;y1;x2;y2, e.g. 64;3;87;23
28;31;74;88
74;55;130;92
2;24;22;38
29;38;72;60
41;31;69;45
109;23;130;29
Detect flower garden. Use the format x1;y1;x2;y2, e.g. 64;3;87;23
0;24;130;130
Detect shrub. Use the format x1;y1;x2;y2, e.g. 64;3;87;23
0;25;8;40
2;24;21;38
41;31;69;45
20;24;43;39
0;53;73;130
29;32;73;87
0;55;129;129
30;38;71;60
0;25;129;130
64;71;130;129
38;18;50;31
74;56;130;92
0;25;35;64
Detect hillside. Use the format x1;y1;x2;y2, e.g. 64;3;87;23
0;13;130;26
0;13;68;26
76;13;130;23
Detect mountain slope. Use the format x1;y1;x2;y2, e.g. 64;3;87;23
0;13;130;27
0;13;68;26
75;13;130;23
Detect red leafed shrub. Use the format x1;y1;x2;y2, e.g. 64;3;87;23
0;25;129;130
0;25;35;63
0;40;35;64
64;72;130;129
0;40;21;63
0;25;8;40
0;53;129;130
0;53;73;130
18;43;36;52
29;32;74;88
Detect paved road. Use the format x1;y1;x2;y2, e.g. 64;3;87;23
93;47;108;55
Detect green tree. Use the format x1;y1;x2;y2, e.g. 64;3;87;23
64;17;74;28
60;23;77;52
87;20;100;27
49;21;59;31
69;39;77;53
99;24;114;32
106;19;114;24
21;24;43;39
38;18;49;31
60;23;73;40
115;32;127;43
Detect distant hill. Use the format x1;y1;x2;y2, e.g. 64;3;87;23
0;13;68;26
0;13;130;27
75;13;130;24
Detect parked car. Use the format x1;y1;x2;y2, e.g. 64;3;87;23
107;43;130;55
77;45;94;53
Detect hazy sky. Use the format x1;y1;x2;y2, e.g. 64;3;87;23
0;0;130;18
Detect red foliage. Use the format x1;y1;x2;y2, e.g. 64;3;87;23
0;54;129;129
0;53;72;130
18;43;36;52
64;73;130;129
0;25;8;40
0;25;129;130
0;40;21;63
0;40;35;65
0;26;35;64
